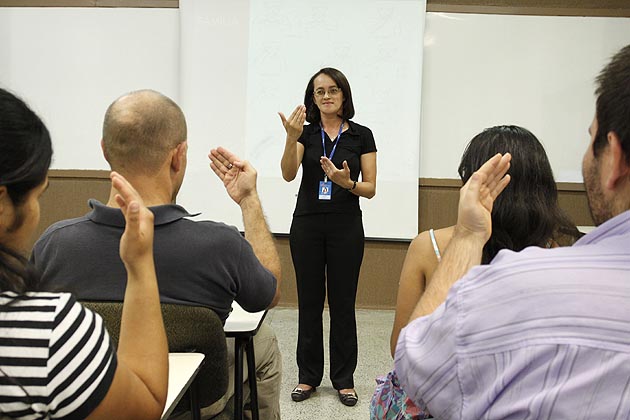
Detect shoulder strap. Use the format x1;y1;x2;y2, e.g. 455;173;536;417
429;229;442;263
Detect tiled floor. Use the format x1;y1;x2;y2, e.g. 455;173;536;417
266;307;395;420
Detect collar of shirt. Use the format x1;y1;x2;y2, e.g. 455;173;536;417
86;199;199;228
574;210;630;246
304;119;361;137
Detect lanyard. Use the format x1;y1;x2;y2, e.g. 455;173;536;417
320;121;344;162
320;121;344;182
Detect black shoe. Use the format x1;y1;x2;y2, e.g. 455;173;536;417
291;386;316;402
338;390;358;407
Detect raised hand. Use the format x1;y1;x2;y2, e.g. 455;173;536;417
278;105;306;141
456;153;511;242
320;157;352;188
408;153;511;320
110;171;154;267
209;147;258;205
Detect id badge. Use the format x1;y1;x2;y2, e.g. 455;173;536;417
319;180;332;200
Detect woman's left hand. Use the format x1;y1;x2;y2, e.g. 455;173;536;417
320;157;352;189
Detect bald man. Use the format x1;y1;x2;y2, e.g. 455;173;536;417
32;90;283;419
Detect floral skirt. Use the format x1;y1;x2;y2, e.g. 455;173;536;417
369;370;432;420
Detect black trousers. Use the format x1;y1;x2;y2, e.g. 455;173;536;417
289;213;365;390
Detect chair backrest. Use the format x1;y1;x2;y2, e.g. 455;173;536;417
81;301;229;409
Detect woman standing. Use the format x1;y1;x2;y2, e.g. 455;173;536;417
279;68;377;406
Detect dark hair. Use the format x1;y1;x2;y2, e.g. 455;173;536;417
458;125;581;264
594;44;630;162
0;88;52;293
304;67;355;124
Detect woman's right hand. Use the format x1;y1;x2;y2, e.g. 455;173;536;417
278;104;306;141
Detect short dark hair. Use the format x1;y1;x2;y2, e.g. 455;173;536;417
594;44;630;162
458;125;580;263
0;88;52;293
304;67;355;124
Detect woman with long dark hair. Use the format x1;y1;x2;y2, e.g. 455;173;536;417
372;125;581;419
279;68;377;406
0;88;168;419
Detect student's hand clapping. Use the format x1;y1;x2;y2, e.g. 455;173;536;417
455;153;511;243
209;147;258;205
110;171;155;269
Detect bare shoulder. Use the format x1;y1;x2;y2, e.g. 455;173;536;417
413;226;455;284
433;226;455;250
407;230;435;259
410;226;454;254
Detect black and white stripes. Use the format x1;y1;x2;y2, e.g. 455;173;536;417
0;292;116;420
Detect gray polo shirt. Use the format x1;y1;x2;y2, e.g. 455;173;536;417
32;199;277;322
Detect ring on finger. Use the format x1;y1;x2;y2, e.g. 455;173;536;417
227;163;233;170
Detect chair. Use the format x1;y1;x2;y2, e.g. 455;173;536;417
81;301;230;419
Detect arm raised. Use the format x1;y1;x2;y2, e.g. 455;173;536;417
409;153;511;322
209;148;282;308
279;105;306;181
87;172;168;420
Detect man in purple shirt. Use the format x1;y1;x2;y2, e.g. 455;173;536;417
395;44;630;419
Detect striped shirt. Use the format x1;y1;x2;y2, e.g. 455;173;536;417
395;211;630;419
0;292;116;419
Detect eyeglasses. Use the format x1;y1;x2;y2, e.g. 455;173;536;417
313;87;342;98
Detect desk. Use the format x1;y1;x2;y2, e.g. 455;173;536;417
162;353;205;420
224;303;267;420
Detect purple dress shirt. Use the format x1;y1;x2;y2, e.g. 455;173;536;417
395;211;630;419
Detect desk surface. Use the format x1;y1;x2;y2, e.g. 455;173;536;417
162;352;205;420
224;302;266;335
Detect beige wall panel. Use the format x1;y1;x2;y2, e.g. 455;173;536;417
427;0;630;16
96;0;177;7
276;238;408;310
429;0;630;6
356;241;408;309
34;173;590;309
275;238;297;307
557;190;594;227
418;178;594;233
418;179;461;232
33;170;110;250
0;1;94;5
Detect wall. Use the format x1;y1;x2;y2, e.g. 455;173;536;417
420;13;630;182
0;7;180;170
5;0;626;309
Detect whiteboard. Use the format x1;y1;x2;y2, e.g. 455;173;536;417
420;13;630;182
0;7;180;170
178;0;424;240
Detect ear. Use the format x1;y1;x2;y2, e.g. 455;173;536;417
0;186;7;214
604;131;630;190
0;186;12;232
170;141;188;173
101;139;110;163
